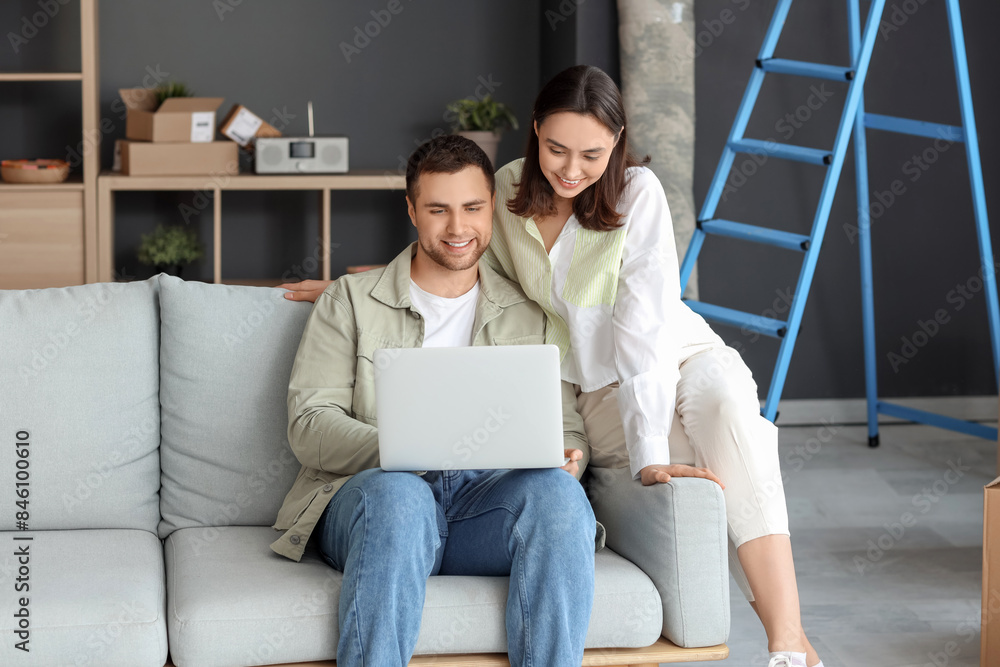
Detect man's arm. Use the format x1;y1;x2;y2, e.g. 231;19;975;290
560;380;589;481
287;285;380;475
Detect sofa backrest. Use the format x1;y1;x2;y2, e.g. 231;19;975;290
0;278;162;532
156;275;312;539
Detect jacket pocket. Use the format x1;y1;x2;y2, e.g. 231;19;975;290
354;331;397;420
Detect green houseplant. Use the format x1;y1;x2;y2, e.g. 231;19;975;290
138;224;204;277
445;95;519;166
155;81;194;107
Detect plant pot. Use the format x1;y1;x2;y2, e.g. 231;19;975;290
457;131;501;168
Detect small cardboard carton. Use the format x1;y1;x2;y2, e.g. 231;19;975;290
219;104;282;150
119;140;238;176
120;88;224;143
984;473;1000;665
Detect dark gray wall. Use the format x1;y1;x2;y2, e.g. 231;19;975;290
685;0;1000;400
3;0;999;401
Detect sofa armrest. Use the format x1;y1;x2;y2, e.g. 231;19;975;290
586;467;730;648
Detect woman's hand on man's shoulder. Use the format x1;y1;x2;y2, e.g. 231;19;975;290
275;280;333;303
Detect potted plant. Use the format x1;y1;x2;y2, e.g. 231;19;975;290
445;95;519;166
137;224;204;278
155;81;194;106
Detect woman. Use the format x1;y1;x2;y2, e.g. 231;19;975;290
280;65;823;667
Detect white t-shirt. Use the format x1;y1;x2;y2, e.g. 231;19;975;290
409;279;480;348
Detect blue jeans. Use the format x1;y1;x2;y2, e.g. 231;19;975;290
314;467;596;667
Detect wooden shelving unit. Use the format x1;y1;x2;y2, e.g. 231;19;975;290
97;170;405;284
0;0;99;289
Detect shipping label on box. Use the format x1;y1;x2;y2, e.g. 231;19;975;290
190;112;216;142
220;104;282;150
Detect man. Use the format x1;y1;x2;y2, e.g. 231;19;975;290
270;135;596;667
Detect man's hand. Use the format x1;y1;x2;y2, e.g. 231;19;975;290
275;279;333;303
561;448;583;476
639;463;725;489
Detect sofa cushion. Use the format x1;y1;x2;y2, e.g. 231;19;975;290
164;526;662;667
0;529;167;667
157;276;312;538
0;278;161;531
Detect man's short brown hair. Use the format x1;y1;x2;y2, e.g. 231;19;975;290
405;134;495;201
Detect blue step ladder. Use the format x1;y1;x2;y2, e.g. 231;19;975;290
678;0;1000;444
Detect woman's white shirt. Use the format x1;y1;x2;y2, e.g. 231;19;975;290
488;159;722;478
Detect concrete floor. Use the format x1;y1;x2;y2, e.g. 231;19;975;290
668;421;997;667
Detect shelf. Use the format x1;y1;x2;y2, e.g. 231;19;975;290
98;169;405;191
0;174;85;191
0;72;84;82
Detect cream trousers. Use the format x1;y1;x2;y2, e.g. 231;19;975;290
576;344;790;602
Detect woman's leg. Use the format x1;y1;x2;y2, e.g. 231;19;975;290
674;346;819;664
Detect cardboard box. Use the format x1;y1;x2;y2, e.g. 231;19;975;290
119;140;239;176
219;104;282;150
984;474;1000;665
120;88;224;143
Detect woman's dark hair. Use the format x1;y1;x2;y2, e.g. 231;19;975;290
406;134;495;202
509;65;649;231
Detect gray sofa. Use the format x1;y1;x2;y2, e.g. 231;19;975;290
0;275;730;667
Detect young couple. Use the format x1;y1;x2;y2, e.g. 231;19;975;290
273;65;825;667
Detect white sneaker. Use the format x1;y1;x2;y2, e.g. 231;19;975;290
767;654;807;667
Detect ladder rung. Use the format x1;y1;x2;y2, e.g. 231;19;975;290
757;58;854;81
683;300;788;339
864;113;965;142
728;138;832;166
699;219;811;252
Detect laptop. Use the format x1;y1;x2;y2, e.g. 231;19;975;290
373;345;565;471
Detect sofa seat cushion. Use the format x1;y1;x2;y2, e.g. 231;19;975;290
0;529;167;667
165;526;662;667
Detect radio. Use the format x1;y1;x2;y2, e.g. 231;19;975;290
254;102;349;174
254;136;349;174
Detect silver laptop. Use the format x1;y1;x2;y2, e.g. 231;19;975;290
373;345;565;471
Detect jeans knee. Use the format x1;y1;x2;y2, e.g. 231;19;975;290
354;471;437;533
518;469;595;538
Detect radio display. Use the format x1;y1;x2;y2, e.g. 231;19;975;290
290;141;315;158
